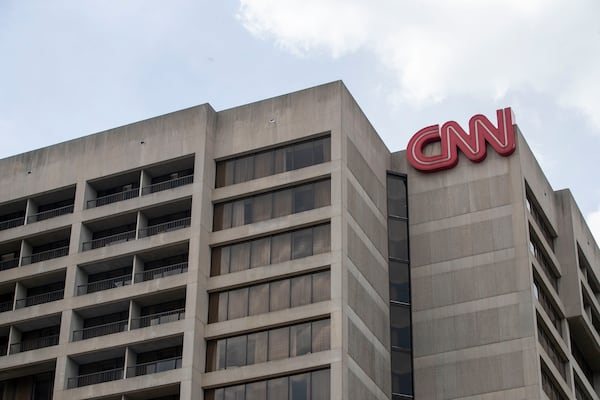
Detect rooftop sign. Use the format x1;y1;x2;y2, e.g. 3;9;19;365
407;108;515;172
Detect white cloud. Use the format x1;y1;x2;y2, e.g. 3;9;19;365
588;207;600;245
237;0;600;130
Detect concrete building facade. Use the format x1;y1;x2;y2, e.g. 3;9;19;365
0;81;598;400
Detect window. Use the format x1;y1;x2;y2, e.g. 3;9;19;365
387;173;413;398
208;270;330;322
211;224;330;276
206;320;330;372
213;180;330;231
215;136;331;187
205;370;330;400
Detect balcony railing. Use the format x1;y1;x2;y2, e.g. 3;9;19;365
27;204;74;223
77;274;132;295
82;231;136;251
21;246;69;265
72;320;128;341
131;308;185;329
87;188;139;209
0;216;25;231
67;368;123;389
15;289;64;309
138;217;191;238
0;258;19;271
135;262;188;283
141;175;194;195
10;334;59;353
0;301;13;313
126;356;182;377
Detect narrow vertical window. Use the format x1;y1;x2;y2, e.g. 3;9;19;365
387;173;413;399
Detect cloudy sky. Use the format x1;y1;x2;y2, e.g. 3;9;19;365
1;0;599;241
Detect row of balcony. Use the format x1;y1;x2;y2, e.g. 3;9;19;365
67;356;182;388
1;292;185;357
0;200;191;275
0;245;189;314
0;156;194;234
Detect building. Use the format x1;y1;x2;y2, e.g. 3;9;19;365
0;81;598;400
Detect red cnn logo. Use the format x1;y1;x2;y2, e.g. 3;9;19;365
407;108;516;173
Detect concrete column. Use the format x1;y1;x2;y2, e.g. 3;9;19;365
124;347;137;378
24;198;37;224
69;310;83;343
73;267;87;296
81;182;97;210
19;240;31;265
7;326;21;355
129;300;140;330
132;255;144;283
14;282;27;309
136;211;147;239
140;170;152;196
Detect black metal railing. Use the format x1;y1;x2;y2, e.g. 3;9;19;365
72;320;128;341
138;217;191;238
27;204;74;223
127;356;182;377
10;334;59;353
131;308;185;329
0;257;19;271
21;246;69;265
67;368;123;388
141;175;194;195
82;231;136;251
0;301;13;313
135;262;188;283
87;188;139;209
15;289;64;308
0;216;25;231
77;274;132;295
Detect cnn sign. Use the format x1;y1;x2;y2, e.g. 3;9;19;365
407;108;516;172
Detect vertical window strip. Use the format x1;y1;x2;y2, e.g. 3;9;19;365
386;173;413;398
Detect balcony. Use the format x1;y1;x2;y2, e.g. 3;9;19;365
73;320;128;341
135;262;188;283
10;334;59;353
127;356;182;377
0;216;25;231
0;200;26;232
140;157;194;196
0;241;21;271
141;174;193;195
68;367;124;388
15;289;64;309
88;188;139;209
27;204;74;223
0;257;19;271
131;308;185;329
138;217;190;238
0;301;12;313
21;246;69;265
83;230;136;251
72;305;129;341
87;171;141;209
77;273;132;295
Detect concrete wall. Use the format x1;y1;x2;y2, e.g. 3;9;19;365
400;128;541;399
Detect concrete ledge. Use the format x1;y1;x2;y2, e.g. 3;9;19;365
205;300;333;339
212;162;333;202
202;349;338;388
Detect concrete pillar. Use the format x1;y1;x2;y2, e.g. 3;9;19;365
136;211;147;239
140;170;152;195
7;326;22;355
24;198;37;224
14;282;27;309
132;255;144;283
